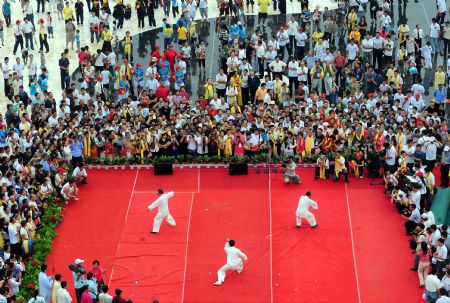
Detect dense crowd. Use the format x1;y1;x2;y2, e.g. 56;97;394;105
0;0;449;301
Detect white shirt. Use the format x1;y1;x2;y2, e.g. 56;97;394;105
8;223;19;244
410;190;421;210
433;245;448;264
346;44;359;60
437;296;450;303
72;167;87;177
98;293;113;303
287;61;298;77
384;40;394;56
215;73;227;90
277;31;289;46
13;63;24;78
425;142;437;161
148;191;174;215
430;23;440;38
372;37;385;49
296;196;318;214
437;0;447;13
385;146;396;165
287;20;299;35
56;288;72;303
295;32;307;47
361;38;373;52
224;241;247;266
269;60;286;72
425;274;442;292
402;145;415;163
20;22;34;33
297;66;308;82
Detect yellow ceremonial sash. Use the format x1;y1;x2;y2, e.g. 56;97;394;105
83;136;91;157
305;136;314;156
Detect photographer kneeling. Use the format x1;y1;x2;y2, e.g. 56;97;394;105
284;157;301;184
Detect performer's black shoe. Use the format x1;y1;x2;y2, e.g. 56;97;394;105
296;225;301;228
150;231;157;234
311;224;318;229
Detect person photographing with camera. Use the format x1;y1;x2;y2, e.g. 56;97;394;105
70;259;86;303
284;156;301;184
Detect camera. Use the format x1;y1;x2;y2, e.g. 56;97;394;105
69;264;86;275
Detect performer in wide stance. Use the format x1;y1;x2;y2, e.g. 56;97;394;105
213;239;248;286
147;189;176;234
296;191;318;228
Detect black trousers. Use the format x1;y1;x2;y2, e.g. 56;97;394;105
257;57;264;78
75;287;83;303
13;35;23;54
3;79;9;97
241;87;249;105
4;15;11;27
61;71;68;90
289;76;298;93
39;34;49;52
72;156;84;168
373;49;383;69
76;12;83;24
441;163;449;187
37;0;45;12
11;242;22;256
216;88;226;99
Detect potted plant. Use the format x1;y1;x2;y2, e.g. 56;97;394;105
135;156;142;169
119;157;127;169
94;158;102;169
102;157;110;169
202;155;211;168
85;157;93;169
112;157;120;169
211;155;220;168
222;155;232;165
127;157;135;169
144;157;154;169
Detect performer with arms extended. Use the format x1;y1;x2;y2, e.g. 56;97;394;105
147;189;176;234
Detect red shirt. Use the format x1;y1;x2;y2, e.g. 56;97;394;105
334;55;346;68
156;85;169;100
164;49;179;67
151;50;161;64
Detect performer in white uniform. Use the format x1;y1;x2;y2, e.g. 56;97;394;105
296;191;318;228
213;239;248;286
147;189;176;234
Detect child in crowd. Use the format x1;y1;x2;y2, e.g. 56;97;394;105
75;30;81;52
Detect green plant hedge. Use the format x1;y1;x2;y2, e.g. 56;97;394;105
17;195;64;302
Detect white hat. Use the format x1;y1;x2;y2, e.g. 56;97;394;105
75;259;84;265
445;146;449;152
421;214;428;220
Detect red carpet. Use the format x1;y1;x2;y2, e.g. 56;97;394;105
182;170;271;302
45;169;139;297
45;168;423;303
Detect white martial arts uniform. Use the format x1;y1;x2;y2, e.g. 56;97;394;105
148;192;176;233
217;242;248;284
296;195;318;227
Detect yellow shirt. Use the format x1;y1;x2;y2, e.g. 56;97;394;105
103;30;113;41
63;6;73;20
177;27;188;40
163;27;173;37
258;0;269;13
